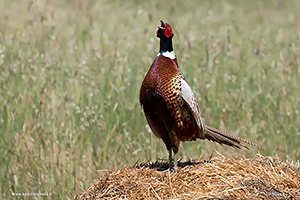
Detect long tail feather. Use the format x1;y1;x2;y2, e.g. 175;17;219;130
204;125;262;149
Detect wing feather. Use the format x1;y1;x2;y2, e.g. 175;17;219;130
180;76;206;138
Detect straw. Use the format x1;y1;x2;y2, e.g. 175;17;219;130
73;152;300;199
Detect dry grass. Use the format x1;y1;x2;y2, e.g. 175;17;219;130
73;153;300;199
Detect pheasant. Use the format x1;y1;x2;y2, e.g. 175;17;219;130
140;20;260;172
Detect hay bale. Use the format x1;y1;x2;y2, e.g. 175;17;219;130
73;153;300;199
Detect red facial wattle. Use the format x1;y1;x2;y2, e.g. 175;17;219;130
164;23;172;38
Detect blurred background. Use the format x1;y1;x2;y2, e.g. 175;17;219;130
0;0;299;198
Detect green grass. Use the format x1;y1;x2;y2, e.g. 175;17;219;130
0;0;299;199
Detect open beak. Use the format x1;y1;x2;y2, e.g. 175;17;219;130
158;19;166;30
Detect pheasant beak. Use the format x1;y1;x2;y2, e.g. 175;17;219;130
158;19;166;30
160;20;166;28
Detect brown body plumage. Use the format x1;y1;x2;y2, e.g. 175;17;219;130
140;20;260;172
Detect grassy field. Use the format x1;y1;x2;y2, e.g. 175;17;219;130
0;0;299;199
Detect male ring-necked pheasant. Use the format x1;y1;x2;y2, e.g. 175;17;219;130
140;20;260;172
